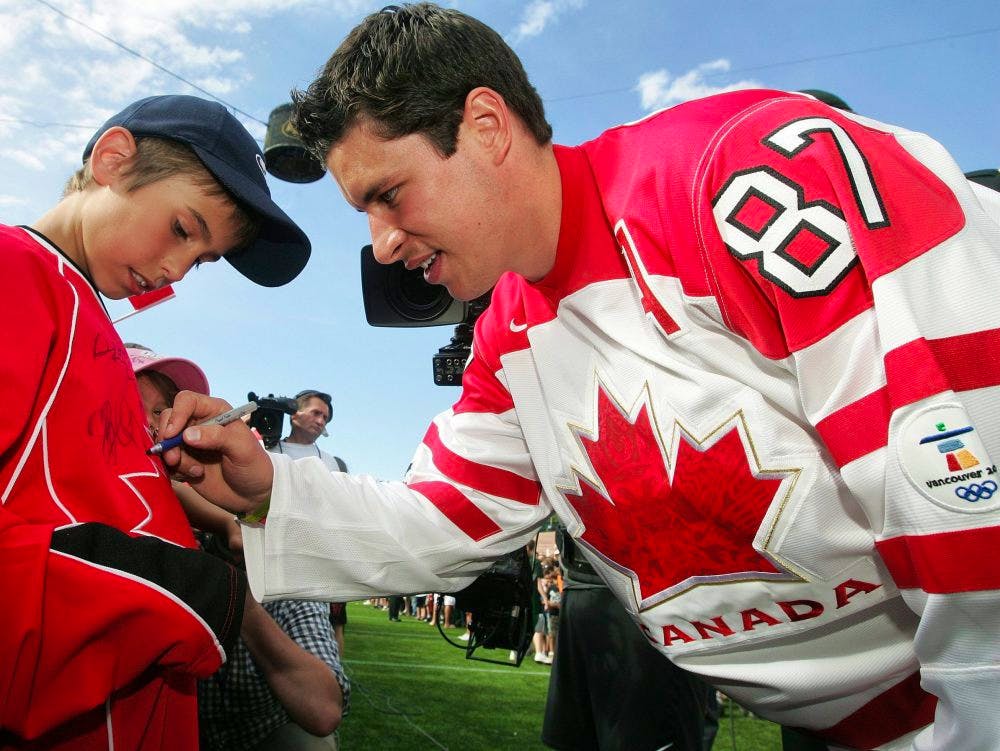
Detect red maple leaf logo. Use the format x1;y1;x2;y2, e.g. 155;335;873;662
563;385;797;605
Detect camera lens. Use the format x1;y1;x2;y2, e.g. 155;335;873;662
387;262;454;322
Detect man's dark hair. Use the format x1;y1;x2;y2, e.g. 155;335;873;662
291;2;552;160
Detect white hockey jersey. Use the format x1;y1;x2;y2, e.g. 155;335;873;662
243;90;1000;750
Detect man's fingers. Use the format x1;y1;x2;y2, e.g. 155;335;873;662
160;391;234;441
169;464;204;484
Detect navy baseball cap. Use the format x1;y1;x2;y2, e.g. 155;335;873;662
83;95;311;287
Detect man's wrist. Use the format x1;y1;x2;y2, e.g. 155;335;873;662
238;496;271;524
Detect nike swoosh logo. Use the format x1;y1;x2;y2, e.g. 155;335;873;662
509;319;528;333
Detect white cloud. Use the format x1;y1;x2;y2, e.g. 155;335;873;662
0;0;355;188
636;59;761;112
0;194;28;207
192;74;251;98
1;148;47;172
508;0;585;45
80;57;159;102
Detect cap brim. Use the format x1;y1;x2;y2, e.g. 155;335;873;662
134;356;210;394
194;147;312;288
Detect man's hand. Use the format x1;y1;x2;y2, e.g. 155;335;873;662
158;391;273;514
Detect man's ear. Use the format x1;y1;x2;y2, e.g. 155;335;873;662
462;87;512;165
88;127;139;187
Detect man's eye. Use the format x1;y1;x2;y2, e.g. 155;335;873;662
173;220;189;240
380;187;399;206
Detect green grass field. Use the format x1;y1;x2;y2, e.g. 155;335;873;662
337;602;781;750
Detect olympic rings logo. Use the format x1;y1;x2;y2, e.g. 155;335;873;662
954;480;998;502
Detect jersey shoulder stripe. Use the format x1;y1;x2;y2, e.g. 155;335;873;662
421;421;540;505
407;480;502;541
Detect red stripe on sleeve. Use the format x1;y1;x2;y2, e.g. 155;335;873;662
876;525;1000;593
407;480;501;542
815;387;891;468
422;422;540;506
885;330;1000;410
807;670;935;748
815;329;1000;469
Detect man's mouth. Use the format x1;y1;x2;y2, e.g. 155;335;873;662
419;252;438;272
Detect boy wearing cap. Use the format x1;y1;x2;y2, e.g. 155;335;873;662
0;95;309;750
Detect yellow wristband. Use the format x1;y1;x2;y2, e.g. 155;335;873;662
238;498;270;524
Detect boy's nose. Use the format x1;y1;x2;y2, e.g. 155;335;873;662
160;250;198;283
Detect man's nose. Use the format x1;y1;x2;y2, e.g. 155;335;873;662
369;213;406;265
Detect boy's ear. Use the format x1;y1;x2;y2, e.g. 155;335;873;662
462;87;512;166
88;126;139;187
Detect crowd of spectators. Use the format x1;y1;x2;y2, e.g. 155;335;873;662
365;593;464;630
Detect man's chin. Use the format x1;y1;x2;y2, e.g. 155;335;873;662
445;281;492;302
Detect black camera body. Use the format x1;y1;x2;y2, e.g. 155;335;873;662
246;392;298;449
359;245;491;386
452;546;534;665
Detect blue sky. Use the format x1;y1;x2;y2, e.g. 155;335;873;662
3;0;998;480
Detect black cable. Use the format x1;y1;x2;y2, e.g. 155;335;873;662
31;0;267;125
341;663;450;749
0;116;93;129
546;25;1000;103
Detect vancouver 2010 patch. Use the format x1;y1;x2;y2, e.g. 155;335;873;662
899;403;999;514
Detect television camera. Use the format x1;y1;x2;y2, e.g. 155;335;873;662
359;245;491;386
439;545;535;666
245;392;298;449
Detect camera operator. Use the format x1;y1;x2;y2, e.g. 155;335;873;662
269;390;347;472
267;390;349;658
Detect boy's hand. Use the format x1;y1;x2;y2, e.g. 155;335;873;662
158;391;273;514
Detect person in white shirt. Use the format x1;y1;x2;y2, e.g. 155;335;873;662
266;389;349;658
269;390;347;473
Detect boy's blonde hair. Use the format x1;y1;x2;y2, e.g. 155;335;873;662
65;136;259;250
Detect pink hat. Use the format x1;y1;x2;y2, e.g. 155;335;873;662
127;346;210;395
